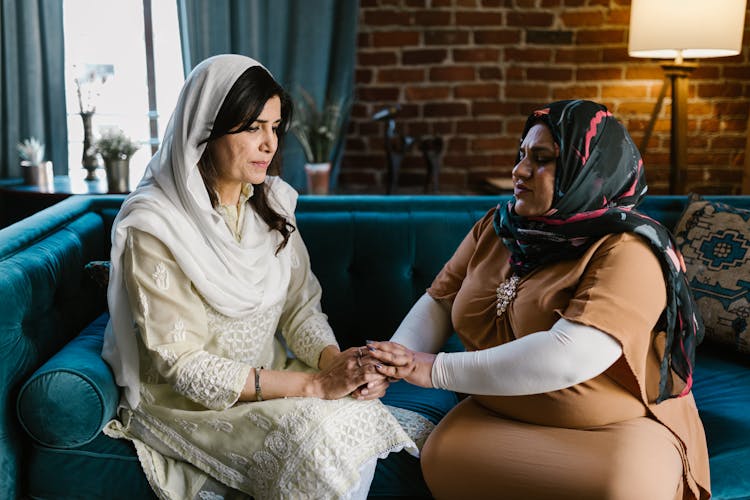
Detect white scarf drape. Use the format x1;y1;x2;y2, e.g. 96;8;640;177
102;54;296;408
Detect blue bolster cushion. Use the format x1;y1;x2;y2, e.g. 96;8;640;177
17;314;118;448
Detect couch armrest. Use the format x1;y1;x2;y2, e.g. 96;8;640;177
17;314;118;448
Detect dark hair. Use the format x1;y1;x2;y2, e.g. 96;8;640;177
198;66;295;254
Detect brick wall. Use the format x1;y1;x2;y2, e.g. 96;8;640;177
340;0;750;195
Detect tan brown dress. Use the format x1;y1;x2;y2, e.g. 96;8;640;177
422;210;710;500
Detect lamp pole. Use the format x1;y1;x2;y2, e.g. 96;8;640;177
661;61;697;195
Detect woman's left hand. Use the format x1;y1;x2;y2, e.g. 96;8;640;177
365;341;436;388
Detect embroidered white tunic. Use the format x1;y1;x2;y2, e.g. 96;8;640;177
104;201;418;500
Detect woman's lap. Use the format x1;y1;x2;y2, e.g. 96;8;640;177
421;397;684;500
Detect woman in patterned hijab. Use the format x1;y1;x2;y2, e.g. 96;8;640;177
367;99;710;499
494;99;703;402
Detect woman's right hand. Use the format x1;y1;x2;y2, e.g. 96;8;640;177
311;347;387;400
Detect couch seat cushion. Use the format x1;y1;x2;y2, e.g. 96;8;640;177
693;346;750;499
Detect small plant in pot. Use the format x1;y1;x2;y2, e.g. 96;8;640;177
94;127;139;193
290;88;351;194
17;137;53;188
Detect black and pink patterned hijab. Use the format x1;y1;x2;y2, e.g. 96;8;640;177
494;99;703;403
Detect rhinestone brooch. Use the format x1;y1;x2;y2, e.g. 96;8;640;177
496;274;520;317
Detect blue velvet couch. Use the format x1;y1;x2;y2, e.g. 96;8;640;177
2;194;750;499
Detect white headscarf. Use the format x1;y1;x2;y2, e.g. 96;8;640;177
102;54;297;408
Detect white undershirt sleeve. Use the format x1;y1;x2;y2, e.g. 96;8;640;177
390;293;453;354
431;318;623;396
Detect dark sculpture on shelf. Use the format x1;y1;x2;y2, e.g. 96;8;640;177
372;105;444;194
373;106;413;194
418;136;444;194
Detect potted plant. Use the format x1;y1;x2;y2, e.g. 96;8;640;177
17;137;53;189
290;88;351;194
94;127;139;193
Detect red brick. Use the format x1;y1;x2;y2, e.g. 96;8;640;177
697;82;744;98
364;10;412;26
504;47;553;63
714;101;750;115
482;0;505;6
377;68;425;83
507;12;554;27
453;48;501;63
605;8;630;24
346;137;367;151
601;84;653;98
432;120;458;135
432;0;453;6
456;11;504;26
723;65;750;79
505;83;551;99
560;10;605;27
576;67;624;81
473;29;522;44
479;66;503;80
425;30;471;45
625;66;664;80
405;122;432;137
602;47;630;63
576;29;626;45
356;69;374;84
541;0;563;6
414;10;452;25
358;32;371;48
357;87;401;101
405;86;452;100
358;121;382;135
471;137;517;150
526;67;574;81
358;51;398;66
456;0;479;6
692;65;721;79
615;101;660;115
555;47;602;63
455;83;500;98
424;102;469;116
429;66;476;81
552;86;600;100
448;137;469;150
349;103;369;119
372;31;420;47
402;49;448;65
563;0;586;5
405;0;427;6
526;30;574;45
344;154;387;169
456;119;503;134
505;67;524;81
470;101;521;116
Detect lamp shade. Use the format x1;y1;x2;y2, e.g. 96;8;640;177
629;0;747;59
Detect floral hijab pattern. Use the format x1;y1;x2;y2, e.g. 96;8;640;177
493;99;703;402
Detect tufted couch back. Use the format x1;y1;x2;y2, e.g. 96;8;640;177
2;193;749;498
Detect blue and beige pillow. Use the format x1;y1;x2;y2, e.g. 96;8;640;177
674;196;750;354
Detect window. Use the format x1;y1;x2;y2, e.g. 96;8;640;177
63;0;184;186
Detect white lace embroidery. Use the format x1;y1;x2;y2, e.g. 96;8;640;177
156;346;178;367
170;318;186;343
386;405;435;449
131;398;415;500
198;492;224;500
138;287;150;317
286;314;338;368
206;302;282;366
152;261;169;290
173;351;248;410
207;419;233;433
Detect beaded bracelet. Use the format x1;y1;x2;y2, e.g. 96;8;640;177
255;366;264;402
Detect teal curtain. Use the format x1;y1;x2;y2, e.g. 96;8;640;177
177;0;359;192
0;0;67;178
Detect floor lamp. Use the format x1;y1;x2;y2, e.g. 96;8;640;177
628;0;746;195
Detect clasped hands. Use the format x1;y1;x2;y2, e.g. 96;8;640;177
316;342;436;401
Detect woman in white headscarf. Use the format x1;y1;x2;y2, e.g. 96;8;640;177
101;54;417;500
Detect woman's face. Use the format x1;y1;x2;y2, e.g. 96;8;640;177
512;123;559;217
211;95;281;200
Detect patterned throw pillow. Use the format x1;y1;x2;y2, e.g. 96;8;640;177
674;197;750;354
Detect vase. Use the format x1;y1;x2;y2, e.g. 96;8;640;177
304;162;331;195
21;160;54;190
80;112;100;180
104;157;130;193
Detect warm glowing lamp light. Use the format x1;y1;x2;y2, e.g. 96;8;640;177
628;0;747;194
